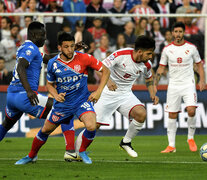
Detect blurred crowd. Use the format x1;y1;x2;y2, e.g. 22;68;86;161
0;0;206;85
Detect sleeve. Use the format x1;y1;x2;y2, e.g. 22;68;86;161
192;46;202;64
159;48;168;66
47;61;56;83
87;54;103;71
144;61;152;79
18;46;37;64
102;52;119;68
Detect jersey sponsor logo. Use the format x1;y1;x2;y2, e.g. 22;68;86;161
26;50;32;56
57;74;83;83
185;50;189;54
74;65;81;72
52;115;60;122
177;57;182;63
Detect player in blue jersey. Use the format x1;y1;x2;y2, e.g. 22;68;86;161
0;21;88;162
15;32;110;164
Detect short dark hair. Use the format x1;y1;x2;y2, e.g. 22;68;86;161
10;24;20;31
28;21;44;33
0;56;5;62
134;35;155;51
171;22;185;31
57;32;75;45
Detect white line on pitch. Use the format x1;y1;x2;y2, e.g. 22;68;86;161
0;158;205;164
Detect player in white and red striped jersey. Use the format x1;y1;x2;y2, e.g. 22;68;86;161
154;22;205;153
76;36;159;158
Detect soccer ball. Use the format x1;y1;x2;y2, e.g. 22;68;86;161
200;143;207;161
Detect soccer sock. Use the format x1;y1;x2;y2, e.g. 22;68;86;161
0;125;7;141
79;129;96;152
167;118;177;147
187;116;196;140
123;120;143;143
61;122;75;151
28;130;49;158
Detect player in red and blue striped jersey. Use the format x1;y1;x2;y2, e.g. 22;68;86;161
15;32;110;165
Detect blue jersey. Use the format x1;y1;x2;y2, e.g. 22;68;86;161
7;40;43;93
47;52;102;109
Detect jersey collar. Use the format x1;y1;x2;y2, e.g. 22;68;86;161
172;40;186;46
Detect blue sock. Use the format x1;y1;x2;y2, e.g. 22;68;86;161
61;119;74;133
0;125;7;141
83;129;96;139
36;129;49;142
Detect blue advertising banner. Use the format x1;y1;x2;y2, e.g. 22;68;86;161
0;87;206;137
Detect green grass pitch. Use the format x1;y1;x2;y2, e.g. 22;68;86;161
0;135;207;180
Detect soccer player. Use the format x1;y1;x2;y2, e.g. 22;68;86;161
15;32;110;165
76;35;159;158
154;22;205;153
0;21;88;161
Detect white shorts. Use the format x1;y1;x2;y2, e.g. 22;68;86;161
94;88;144;126
165;83;197;112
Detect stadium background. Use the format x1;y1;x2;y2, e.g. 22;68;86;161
0;9;207;137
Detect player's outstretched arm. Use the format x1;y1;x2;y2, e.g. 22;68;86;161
17;58;39;106
196;62;206;91
146;76;159;105
88;64;110;103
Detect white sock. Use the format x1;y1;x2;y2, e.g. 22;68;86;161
123;120;143;143
75;129;85;153
167;118;177;147
187;116;196;140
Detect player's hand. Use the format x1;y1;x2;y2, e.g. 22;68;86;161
87;91;101;103
151;95;159;105
75;41;88;51
107;79;117;91
199;81;205;91
54;92;66;102
27;90;39;106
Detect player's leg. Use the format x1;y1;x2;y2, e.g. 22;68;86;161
77;112;96;164
61;119;82;162
161;85;181;153
183;87;198;152
117;92;145;157
15;109;63;165
0;92;23;141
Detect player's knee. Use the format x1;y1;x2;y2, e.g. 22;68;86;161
85;121;96;131
134;110;146;123
188;109;196;117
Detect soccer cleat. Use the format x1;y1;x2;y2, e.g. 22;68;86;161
64;150;82;162
119;139;138;158
79;151;92;164
188;139;197;152
15;155;37;165
161;146;176;153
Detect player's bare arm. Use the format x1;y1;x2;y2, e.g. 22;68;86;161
17;58;39;106
46;81;66;102
153;65;165;94
146;76;159;105
43;41;89;64
196;62;206;91
88;64;110;103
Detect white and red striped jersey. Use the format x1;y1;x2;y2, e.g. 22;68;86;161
157;3;170;28
103;48;152;91
160;41;201;84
